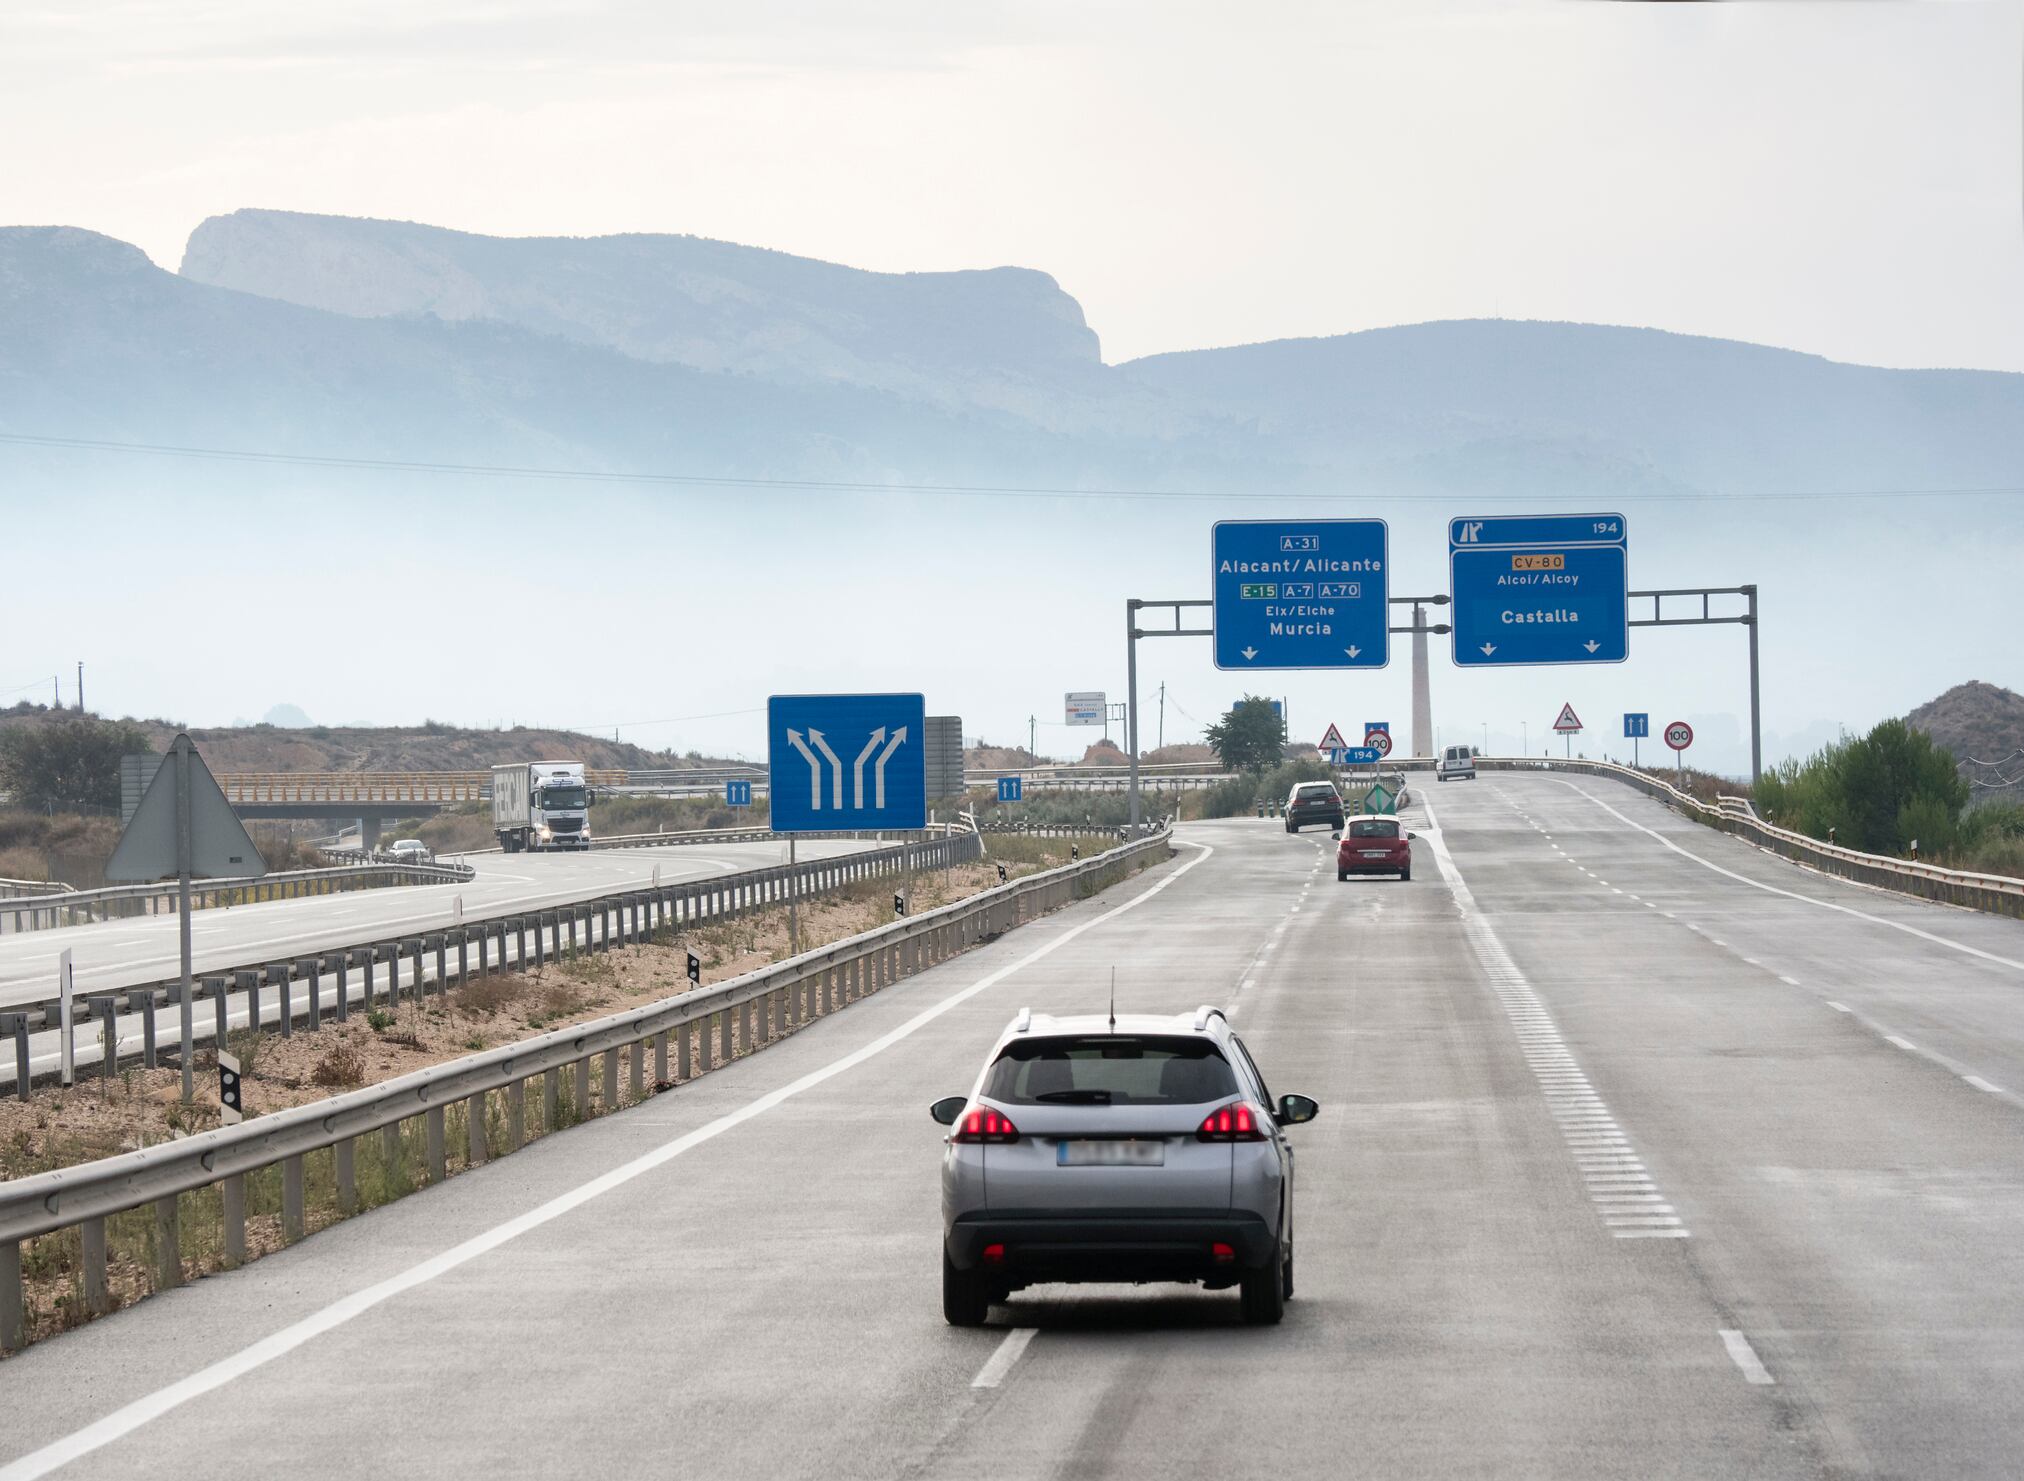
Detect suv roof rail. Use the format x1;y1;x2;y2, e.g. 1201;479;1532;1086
1013;1007;1032;1033
1192;1005;1226;1032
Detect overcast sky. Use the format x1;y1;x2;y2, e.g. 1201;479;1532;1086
4;2;2021;774
6;0;2022;370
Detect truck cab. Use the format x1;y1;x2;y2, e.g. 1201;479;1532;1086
492;760;596;851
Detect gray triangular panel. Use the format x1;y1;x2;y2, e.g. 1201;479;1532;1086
105;735;268;881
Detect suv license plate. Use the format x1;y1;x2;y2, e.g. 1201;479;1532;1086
1058;1140;1164;1167
1360;849;1390;858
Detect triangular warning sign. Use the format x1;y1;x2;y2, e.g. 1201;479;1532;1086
105;734;268;882
1552;703;1584;733
1318;722;1348;751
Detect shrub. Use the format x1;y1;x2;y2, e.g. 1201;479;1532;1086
312;1043;366;1087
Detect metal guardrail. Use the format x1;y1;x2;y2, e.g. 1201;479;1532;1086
0;861;477;935
216;771;628;806
1477;757;2024;918
0;827;1172;1350
0;879;68;902
0;831;988;1053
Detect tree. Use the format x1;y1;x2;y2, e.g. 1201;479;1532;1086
0;717;152;812
1754;717;1967;855
1206;698;1286;774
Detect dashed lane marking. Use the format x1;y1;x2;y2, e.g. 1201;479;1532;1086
971;1327;1037;1388
1720;1329;1776;1386
1419;798;1687;1241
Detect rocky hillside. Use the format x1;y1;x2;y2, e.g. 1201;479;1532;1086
1907;681;2024;798
181;209;1112;424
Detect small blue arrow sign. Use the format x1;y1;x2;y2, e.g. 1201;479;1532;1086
725;779;753;807
997;776;1023;803
1623;713;1650;739
1331;746;1383;765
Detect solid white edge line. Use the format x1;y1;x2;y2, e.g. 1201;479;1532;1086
0;842;1217;1481
970;1326;1038;1388
1719;1328;1776;1385
1560;782;2024;975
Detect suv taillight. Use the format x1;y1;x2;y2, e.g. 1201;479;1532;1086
952;1107;1020;1144
1196;1103;1269;1142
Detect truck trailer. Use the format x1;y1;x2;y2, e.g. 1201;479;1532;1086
491;761;595;852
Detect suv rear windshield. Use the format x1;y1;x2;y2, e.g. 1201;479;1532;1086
1292;784;1337;801
1348;819;1400;839
983;1036;1239;1106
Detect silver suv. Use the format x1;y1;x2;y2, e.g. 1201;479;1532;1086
930;1007;1318;1326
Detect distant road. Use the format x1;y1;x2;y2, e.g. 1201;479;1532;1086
5;773;2024;1478
0;837;874;1012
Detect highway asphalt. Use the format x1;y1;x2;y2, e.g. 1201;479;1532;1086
3;773;2022;1479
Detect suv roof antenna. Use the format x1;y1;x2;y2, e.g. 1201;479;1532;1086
1109;967;1116;1032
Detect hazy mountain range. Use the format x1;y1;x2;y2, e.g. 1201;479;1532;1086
8;208;2024;502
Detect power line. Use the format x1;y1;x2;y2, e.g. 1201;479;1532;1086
5;431;2024;506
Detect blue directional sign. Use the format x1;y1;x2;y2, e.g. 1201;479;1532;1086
725;779;753;807
767;693;926;833
997;776;1023;803
1330;746;1383;765
1449;513;1628;668
1213;519;1389;670
1623;713;1650;740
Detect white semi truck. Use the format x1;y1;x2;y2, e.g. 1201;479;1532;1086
491;761;595;852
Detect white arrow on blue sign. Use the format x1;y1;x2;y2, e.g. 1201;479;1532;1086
725;779;753;807
1449;513;1629;668
1330;746;1383;765
768;693;927;833
1623;713;1650;739
1213;519;1389;670
997;776;1023;803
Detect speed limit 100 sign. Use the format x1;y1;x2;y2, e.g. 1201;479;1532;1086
1364;729;1393;758
1664;721;1694;752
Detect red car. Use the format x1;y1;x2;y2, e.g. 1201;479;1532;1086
1337;817;1415;881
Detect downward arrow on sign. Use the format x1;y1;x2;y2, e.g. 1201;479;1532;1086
1345;646;1360;659
1480;643;1497;656
1583;640;1601;654
1241;647;1258;660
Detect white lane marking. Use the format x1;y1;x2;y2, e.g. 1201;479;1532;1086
1965;1075;2005;1094
1561;783;2024;975
1778;976;1801;986
1826;1001;1851;1013
1885;1034;1917;1052
1719;1329;1776;1385
971;1326;1038;1388
0;842;1218;1481
1418;797;1686;1241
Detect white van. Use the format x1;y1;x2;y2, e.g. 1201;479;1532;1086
1436;745;1477;782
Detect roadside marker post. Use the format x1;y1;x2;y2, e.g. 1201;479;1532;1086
217;1050;243;1125
686;952;701;985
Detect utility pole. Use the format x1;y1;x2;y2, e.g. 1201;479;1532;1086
1029;715;1036;756
76;662;84;714
1157;683;1165;751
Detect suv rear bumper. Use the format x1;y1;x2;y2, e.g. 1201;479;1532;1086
948;1209;1276;1278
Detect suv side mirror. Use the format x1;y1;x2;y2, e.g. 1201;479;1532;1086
929;1095;968;1126
1277;1094;1319;1126
1407;831;1418;840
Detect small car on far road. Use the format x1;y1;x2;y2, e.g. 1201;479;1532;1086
1336;816;1414;881
1284;780;1345;833
387;838;433;864
932;1007;1318;1327
1436;744;1477;782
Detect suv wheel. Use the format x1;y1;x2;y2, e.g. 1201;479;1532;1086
1240;1260;1286;1325
943;1248;991;1327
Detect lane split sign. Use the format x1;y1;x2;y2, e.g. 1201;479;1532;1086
1552;703;1583;734
1665;720;1694;751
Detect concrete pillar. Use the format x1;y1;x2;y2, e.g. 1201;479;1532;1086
1411;601;1433;760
